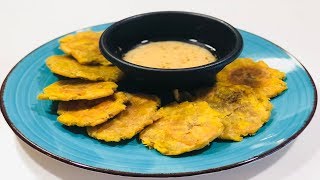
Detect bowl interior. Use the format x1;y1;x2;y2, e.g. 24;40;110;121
101;12;241;65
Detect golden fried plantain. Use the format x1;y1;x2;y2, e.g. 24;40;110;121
87;93;160;142
57;92;128;127
59;31;111;65
196;83;273;141
140;101;224;155
37;80;117;101
217;58;287;98
46;55;123;82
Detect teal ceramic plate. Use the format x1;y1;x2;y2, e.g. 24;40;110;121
1;23;317;177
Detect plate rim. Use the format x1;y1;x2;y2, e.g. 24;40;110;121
0;24;318;177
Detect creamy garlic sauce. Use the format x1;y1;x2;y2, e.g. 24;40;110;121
123;41;217;69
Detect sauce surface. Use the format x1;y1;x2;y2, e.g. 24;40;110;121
123;41;217;69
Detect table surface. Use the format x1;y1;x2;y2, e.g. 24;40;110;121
1;0;319;179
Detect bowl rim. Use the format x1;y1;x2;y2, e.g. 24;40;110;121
99;11;243;72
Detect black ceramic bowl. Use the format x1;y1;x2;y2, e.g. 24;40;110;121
100;11;243;89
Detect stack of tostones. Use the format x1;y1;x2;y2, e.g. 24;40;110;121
87;93;160;142
38;31;130;128
194;58;287;142
38;30;288;156
196;83;273;141
37;31;163;152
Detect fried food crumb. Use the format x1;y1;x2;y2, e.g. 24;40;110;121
172;89;194;102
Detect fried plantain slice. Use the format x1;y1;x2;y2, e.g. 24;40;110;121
87;93;160;142
59;31;111;65
196;83;273;141
37;80;117;101
140;101;224;156
57;92;128;127
217;58;287;98
46;55;123;82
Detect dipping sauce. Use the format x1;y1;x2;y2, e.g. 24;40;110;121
123;41;217;69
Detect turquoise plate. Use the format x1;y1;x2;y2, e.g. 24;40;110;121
0;23;317;177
